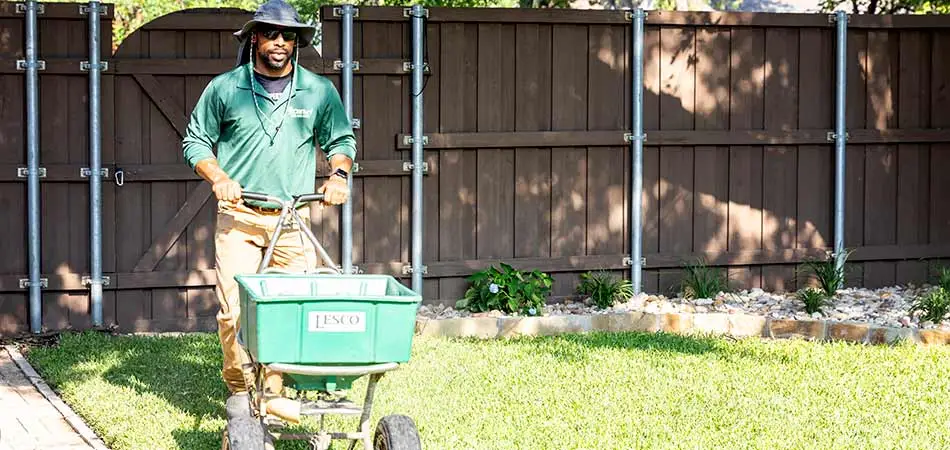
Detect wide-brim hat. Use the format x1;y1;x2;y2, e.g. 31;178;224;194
233;0;316;48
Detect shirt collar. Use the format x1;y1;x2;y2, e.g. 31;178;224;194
236;62;310;94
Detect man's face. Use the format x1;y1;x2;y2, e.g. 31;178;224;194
254;26;297;70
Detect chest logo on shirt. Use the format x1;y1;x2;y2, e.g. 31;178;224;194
288;107;313;119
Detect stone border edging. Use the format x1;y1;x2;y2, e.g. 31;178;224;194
414;311;950;346
3;345;111;450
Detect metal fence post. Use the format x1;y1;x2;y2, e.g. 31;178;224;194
87;0;104;327
834;10;847;277
629;8;646;294
410;5;426;294
24;0;43;333
341;4;356;274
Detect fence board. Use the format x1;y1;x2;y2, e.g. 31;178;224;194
896;30;932;284
514;23;552;261
436;23;478;300
475;23;516;260
549;24;588;296
726;27;765;290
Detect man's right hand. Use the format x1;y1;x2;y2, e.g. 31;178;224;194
195;158;241;202
213;177;243;202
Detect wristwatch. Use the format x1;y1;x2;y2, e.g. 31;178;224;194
332;168;348;180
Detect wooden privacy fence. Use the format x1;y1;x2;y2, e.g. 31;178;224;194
1;2;949;335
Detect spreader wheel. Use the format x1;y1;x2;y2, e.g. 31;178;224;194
373;415;421;450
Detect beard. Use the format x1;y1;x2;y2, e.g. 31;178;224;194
257;47;291;71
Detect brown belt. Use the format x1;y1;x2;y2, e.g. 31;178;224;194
246;204;282;215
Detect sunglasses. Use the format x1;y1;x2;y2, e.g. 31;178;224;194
259;28;297;41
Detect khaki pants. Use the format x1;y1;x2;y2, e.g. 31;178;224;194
214;200;318;395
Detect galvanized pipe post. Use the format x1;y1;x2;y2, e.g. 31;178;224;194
629;8;646;294
410;5;425;294
833;10;847;278
341;4;355;274
25;0;42;333
88;0;104;326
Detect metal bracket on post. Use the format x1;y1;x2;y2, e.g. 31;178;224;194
17;167;46;178
16;60;45;71
624;9;647;21
403;161;429;174
402;265;427;276
826;131;849;142
19;278;48;289
403;7;429;17
332;6;359;17
80;61;109;72
82;276;110;286
622;256;646;267
402;135;429;146
350;118;361;129
624;132;647;143
81;168;109;178
79;4;108;15
15;3;45;14
828;13;848;23
402;61;430;73
333;60;360;71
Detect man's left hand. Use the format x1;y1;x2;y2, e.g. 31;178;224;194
318;174;350;205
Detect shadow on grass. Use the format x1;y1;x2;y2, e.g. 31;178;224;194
25;331;230;449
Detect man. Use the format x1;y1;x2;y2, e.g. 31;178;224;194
181;0;357;425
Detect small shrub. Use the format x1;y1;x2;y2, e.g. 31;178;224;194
911;287;950;324
577;270;634;309
679;258;730;300
799;249;853;297
796;287;828;315
936;266;950;292
456;263;552;316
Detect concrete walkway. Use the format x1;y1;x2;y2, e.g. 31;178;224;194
0;346;108;450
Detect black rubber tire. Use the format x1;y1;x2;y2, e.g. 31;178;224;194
225;415;266;450
373;415;422;450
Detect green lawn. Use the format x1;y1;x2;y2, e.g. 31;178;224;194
23;330;950;450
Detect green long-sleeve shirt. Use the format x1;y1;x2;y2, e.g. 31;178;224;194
182;62;356;205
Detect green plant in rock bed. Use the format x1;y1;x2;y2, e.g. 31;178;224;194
679;258;730;300
456;263;552;316
935;265;950;292
577;270;634;309
799;249;853;297
911;287;950;324
796;287;829;315
910;266;950;324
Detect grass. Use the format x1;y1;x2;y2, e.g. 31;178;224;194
23;331;950;450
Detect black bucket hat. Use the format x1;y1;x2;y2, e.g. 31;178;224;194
233;0;316;48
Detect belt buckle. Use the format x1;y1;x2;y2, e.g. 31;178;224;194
250;204;279;215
